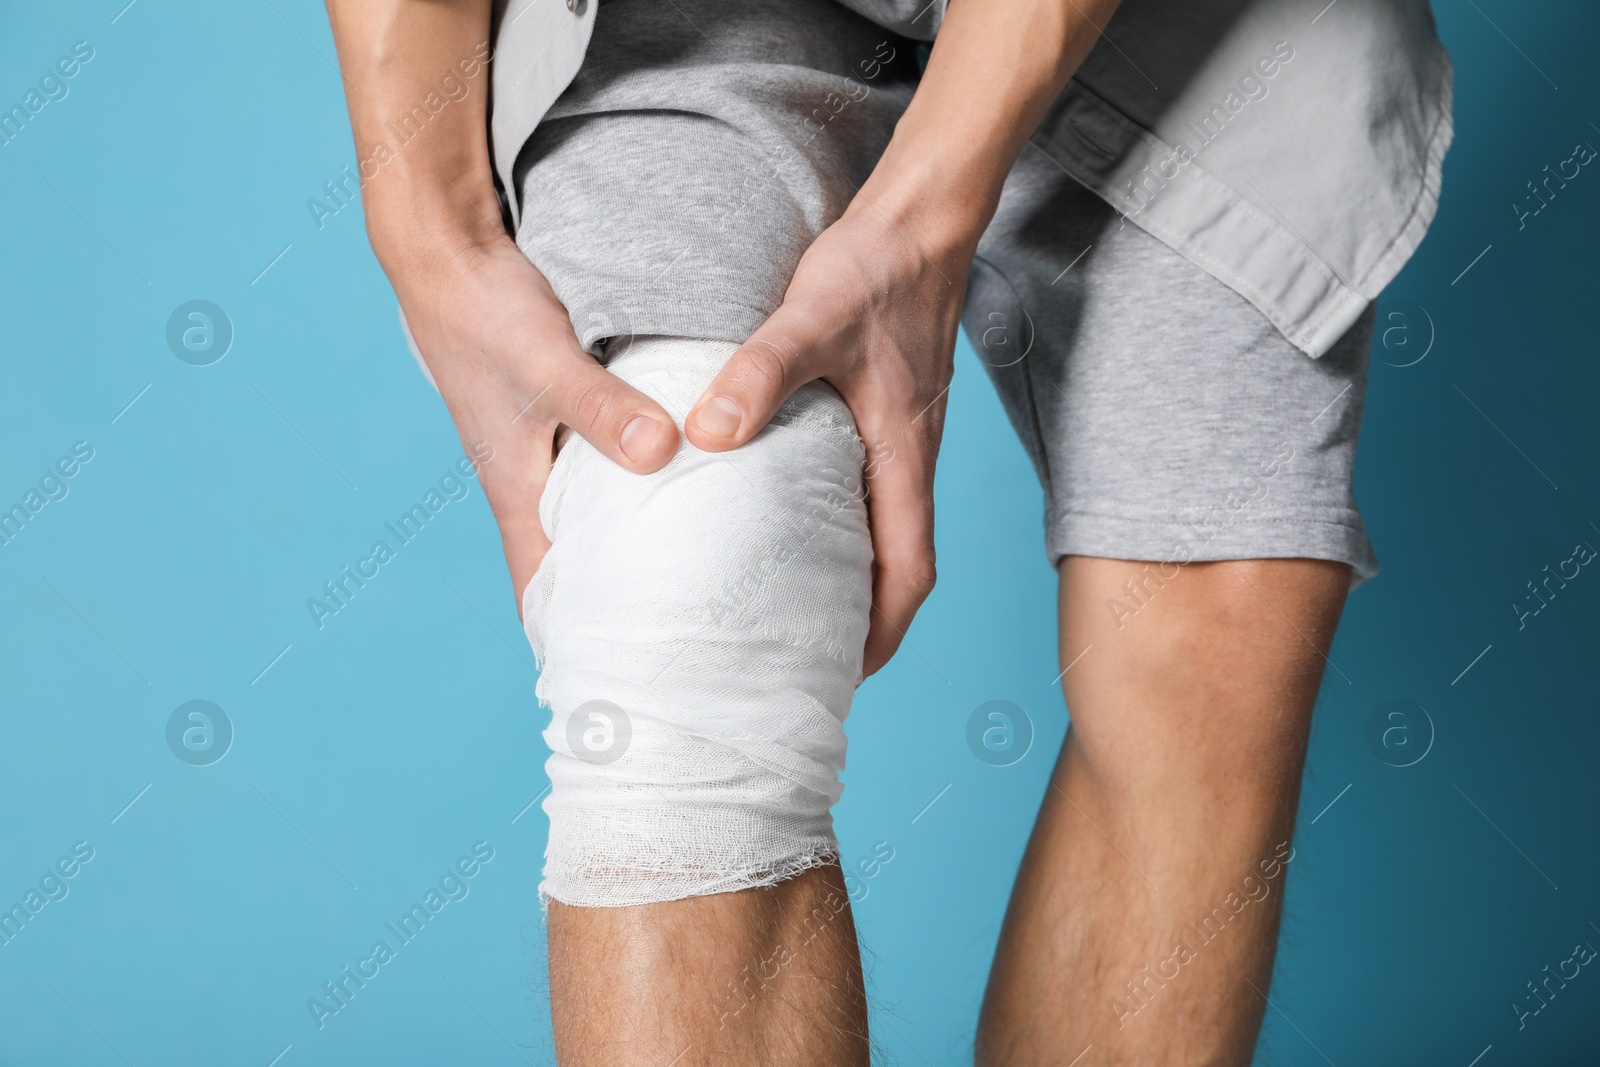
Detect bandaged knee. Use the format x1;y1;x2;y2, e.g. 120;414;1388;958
523;336;872;908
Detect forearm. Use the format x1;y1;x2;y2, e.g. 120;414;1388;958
323;0;503;272
853;0;1124;260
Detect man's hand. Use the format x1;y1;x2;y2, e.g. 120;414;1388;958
390;235;680;611
326;0;1122;654
685;0;1123;676
685;205;967;677
324;0;680;613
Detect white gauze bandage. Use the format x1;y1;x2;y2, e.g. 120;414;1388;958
523;335;873;908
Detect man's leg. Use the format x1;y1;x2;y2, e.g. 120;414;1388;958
549;864;867;1065
526;336;877;1064
977;555;1349;1067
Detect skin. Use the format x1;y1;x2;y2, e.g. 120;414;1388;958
325;1;1344;1064
975;557;1350;1066
547;865;869;1066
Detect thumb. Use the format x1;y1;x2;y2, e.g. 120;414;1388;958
549;358;680;473
685;309;827;452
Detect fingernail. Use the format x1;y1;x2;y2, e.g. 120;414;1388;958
693;395;742;438
620;415;662;462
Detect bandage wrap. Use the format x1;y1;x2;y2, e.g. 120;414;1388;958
523;336;872;907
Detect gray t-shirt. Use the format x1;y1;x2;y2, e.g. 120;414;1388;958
512;0;921;353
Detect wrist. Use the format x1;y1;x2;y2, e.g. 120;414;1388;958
845;0;1125;269
364;162;508;281
844;129;1002;269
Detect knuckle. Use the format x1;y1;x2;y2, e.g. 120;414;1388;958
734;339;792;396
899;556;938;600
570;378;621;435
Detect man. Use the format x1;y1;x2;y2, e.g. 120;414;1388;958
324;0;1451;1062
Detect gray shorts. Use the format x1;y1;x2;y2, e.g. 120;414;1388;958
962;142;1380;585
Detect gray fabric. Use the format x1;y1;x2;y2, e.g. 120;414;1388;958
964;143;1379;584
494;0;1392;579
1026;0;1451;357
512;0;919;353
483;0;1450;360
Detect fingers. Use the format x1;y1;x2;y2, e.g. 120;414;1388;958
858;428;940;678
463;427;553;620
550;358;680;473
498;493;550;622
685;307;829;452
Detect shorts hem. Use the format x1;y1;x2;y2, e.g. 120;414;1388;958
1046;507;1379;589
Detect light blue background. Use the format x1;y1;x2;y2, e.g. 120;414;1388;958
2;2;1597;1064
